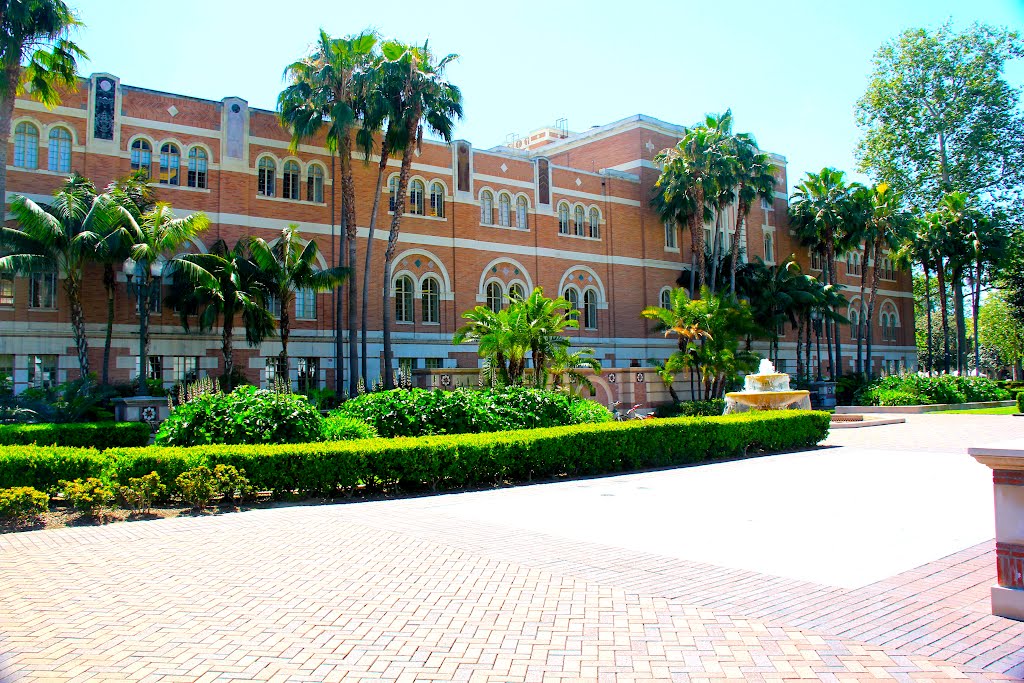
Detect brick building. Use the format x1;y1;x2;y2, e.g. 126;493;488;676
0;73;916;403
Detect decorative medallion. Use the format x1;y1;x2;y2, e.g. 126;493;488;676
608;374;617;384
500;163;508;173
167;105;178;117
635;372;645;383
414;259;422;268
575;178;582;187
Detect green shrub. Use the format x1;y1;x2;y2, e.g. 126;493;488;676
156;385;323;447
59;477;114;515
856;374;1011;406
213;464;251;505
336;387;605;437
175;466;218;509
654;399;727;418
567;398;614;424
0;486;49;520
321;415;379;441
0;445;107;490
118;472;166;513
1017;390;1024;414
0;422;150;449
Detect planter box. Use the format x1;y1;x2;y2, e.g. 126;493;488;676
835;400;1015;414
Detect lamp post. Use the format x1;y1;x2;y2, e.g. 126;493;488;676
123;258;164;396
811;308;824;382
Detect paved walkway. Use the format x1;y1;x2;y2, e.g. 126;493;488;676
2;414;1024;681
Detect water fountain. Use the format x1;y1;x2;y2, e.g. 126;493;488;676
723;358;812;414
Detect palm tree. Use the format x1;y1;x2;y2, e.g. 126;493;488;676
648;354;686;403
736;257;819;365
894;218;935;372
0;0;85;208
279;28;377;397
728;138;777;296
547;346;601;396
0;174;108;378
641;287;712;399
96;171;155;385
248;225;348;373
176;239;273;391
117;203;210;391
380;41;462;388
516;287;578;388
789;168;859;377
453;305;528;386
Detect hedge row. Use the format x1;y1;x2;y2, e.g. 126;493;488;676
0;422;150;449
0;411;830;496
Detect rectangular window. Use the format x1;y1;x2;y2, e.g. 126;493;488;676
424;358;443;370
0;354;13;392
267;295;281;319
29;271;56;309
29;354;57;388
170;356;199;384
265;357;286;384
398;358;414;377
296;357;318;393
134;356;162;382
810;251;822;271
0;273;13;306
664;220;677;249
295;289;316;320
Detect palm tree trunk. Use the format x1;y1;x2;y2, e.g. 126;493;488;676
865;242;881;381
693;186;707;292
330;152;343;394
709;208;722;294
340;131;359;398
936;257;951;373
63;277;90;379
822;263;835;378
278;306;290;384
729;198;747;296
0;68;18;214
973;257;983;373
796;314;805;381
361;146;390;385
856;241;868;376
826;243;843;377
382;117;420;389
953;268;967;373
804;311;812;380
924;262;933;373
222;310;235;391
102;264;116;385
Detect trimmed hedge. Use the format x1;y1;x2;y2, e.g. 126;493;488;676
0;411;830;496
0;422;150;449
1018;391;1023;414
856;374;1010;406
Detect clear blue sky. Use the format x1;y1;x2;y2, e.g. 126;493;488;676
73;0;1024;190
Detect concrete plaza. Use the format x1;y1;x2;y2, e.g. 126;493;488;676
2;414;1024;681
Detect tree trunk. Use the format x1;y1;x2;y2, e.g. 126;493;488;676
340;131;359;398
973;256;982;373
330;152;343;394
63;277;90;379
924;262;933;373
729;196;747;297
361;146;390;385
865;240;882;381
936;257;950;373
382;115;420;389
825;242;843;377
278;304;290;386
796;314;805;381
0;67;19;215
222;310;235;391
823;261;835;378
692;186;707;292
709;206;722;294
804;311;812;380
102;264;115;385
856;239;869;376
953;268;967;373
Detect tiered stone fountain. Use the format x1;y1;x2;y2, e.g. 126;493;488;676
724;359;812;414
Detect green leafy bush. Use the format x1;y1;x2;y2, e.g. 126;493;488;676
59;477;114;515
856;374;1011;406
1017;390;1023;414
568;399;614;424
0;422;150;449
0;445;107;490
175;464;251;508
213;464;251;505
321;415;379;441
156;385;323;447
654;399;727;418
118;472;166;513
0;486;49;520
336;387;607;437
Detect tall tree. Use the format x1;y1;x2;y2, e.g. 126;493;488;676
979;290;1024;380
0;174;104;378
279;28;377;397
380;41;462;389
0;0;85;210
248;225;348;374
728;139;777;296
856;23;1024;212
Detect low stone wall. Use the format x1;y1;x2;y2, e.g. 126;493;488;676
835;400;1015;414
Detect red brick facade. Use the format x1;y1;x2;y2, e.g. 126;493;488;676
0;74;917;397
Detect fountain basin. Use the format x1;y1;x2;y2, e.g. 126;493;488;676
725;389;812;413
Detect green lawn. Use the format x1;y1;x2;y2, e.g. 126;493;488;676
931;406;1018;415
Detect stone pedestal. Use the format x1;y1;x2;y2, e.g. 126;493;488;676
114;396;169;427
968;441;1024;620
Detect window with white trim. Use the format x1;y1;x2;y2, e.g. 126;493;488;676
810;250;822;271
564;287;579;319
29;354;57;388
395;275;413;323
297;357;319;392
558;203;570;234
429;182;445;217
485;281;503;312
159;143;180;185
764;232;774;262
409;179;425;215
388;175;399;211
589;208;600;238
265;357;285;383
660;288;672;309
170;356;199;384
130;139;152;177
498;193;511;227
508;282;525;302
282;160;300;200
421;277;439;324
14;122;38;169
480;190;494;225
187;147;208;188
29;270;56;309
295;288;316;320
0;273;13;306
266;294;281;319
48;127;71;173
306;165;324;203
574;205;585;236
258;157;276;197
664;219;677;249
0;354;13;387
516;196;528;229
583;289;598;330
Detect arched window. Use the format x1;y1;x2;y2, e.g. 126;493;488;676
498;193;511;227
14;122;39;169
282;160;300;200
159;143;180;185
574;205;585;236
485;281;503;311
306;165;324;202
130;139;152;177
480;190;494;225
409;179;425;215
563;287;579;319
589;208;600;238
508;282;525;302
583;289;598;330
558;202;570;234
47;127;71;172
421;277;440;323
429;182;445;217
258;157;276;196
850;307;860;339
187;147;208;188
388;175;399;211
879;312;889;342
516;196;528;229
764;232;774;262
660;288;672;309
664;219;677;249
395;275;414;323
